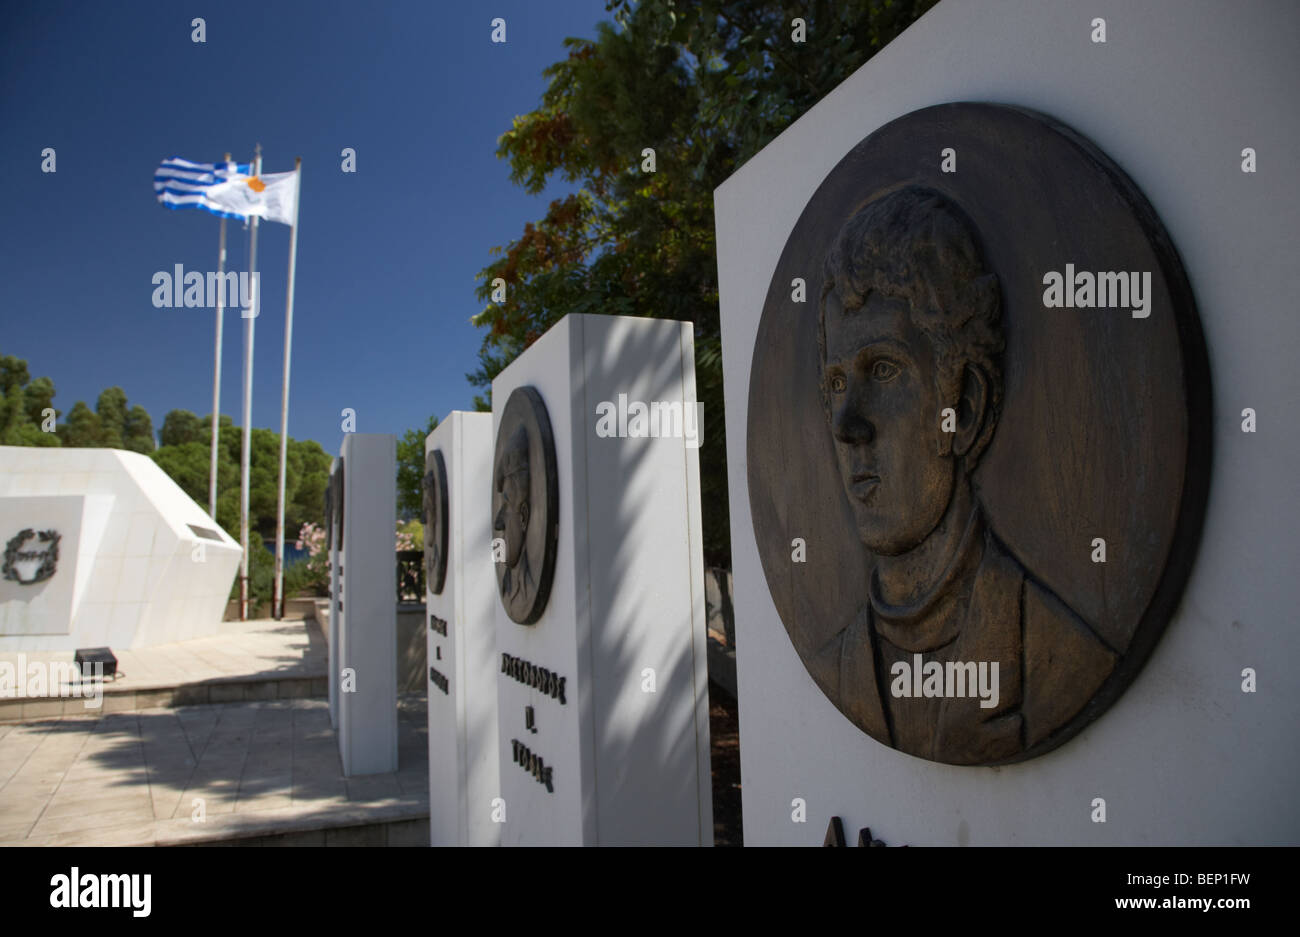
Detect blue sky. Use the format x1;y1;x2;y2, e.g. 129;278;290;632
0;0;612;452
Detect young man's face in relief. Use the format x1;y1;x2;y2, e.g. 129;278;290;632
822;289;957;556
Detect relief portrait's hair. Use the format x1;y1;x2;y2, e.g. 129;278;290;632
497;425;531;494
817;184;1005;468
422;469;437;525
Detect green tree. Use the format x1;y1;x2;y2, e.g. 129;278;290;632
160;409;206;447
397;414;440;521
468;0;937;567
123;404;155;454
150;441;212;501
0;353;61;446
58;400;102;447
95;387;127;449
53;386;155;452
0;360;328;545
151;412;329;542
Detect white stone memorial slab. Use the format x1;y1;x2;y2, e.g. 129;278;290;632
335;433;398;777
492;313;713;846
425;411;501;846
0;446;240;651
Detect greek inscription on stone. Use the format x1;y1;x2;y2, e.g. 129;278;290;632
500;652;567;704
429;666;449;695
510;739;554;793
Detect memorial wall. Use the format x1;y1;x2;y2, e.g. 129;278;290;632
489;314;713;846
0;446;241;652
715;0;1298;845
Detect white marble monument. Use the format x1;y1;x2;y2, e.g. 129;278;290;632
0;446;240;651
491;313;713;846
425;411;501;846
333;433;398;777
714;0;1299;845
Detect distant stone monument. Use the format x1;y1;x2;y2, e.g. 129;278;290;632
333;434;397;777
425;412;501;846
492;314;713;846
0;446;241;651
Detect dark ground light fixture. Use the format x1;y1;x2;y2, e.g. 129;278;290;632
74;646;120;681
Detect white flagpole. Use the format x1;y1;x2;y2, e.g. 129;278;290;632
240;145;262;620
208;151;231;520
273;157;302;620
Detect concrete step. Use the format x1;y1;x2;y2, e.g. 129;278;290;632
0;617;327;723
0;674;328;723
156;802;429;847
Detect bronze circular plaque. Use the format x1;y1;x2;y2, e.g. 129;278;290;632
423;448;449;595
322;479;333;551
333;458;345;551
493;386;559;624
747;103;1211;766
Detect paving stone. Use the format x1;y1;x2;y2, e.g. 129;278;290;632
385;818;431;847
0;794;49;825
44;790;155;819
134;689;175;710
0;821;36;843
293;780;349;804
208;683;246;704
245;682;278;702
173;685;211;706
30;807;156;838
0;648;426;847
101;693;141;714
235;794;294;813
277;680;314;699
346;774;401;802
0;778;63;799
21;700;64;720
324;823;387;847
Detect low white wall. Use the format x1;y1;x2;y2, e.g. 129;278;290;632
0;446;240;651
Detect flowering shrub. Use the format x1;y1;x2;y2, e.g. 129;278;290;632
292;521;331;595
287;520;422;598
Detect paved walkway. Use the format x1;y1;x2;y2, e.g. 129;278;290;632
0;696;428;846
0;618;327;720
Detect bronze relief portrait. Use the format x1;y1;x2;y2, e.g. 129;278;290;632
322;472;333;549
423;448;449;595
493;386;559;624
747;103;1211;766
332;457;345;551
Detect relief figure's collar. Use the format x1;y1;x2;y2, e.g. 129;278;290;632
869;505;984;651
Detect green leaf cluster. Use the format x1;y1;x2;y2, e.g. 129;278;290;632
150;410;330;543
396;414;440;521
469;0;938;566
1;348;331;545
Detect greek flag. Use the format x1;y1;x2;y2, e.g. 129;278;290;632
154;156;298;225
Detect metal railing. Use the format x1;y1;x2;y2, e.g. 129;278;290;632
396;550;424;603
